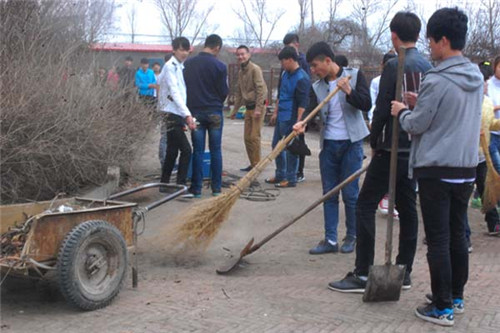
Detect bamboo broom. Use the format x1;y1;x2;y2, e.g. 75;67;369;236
173;79;349;251
480;133;500;213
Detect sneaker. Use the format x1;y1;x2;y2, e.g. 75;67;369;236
212;192;221;197
181;193;194;199
415;304;454;326
402;272;411;290
274;180;296;188
328;272;366;293
309;239;338;255
265;177;280;184
425;294;465;314
340;236;356;253
297;174;305;183
378;195;389;214
240;166;252;172
488;223;500;236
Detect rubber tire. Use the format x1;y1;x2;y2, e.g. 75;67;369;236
57;220;127;310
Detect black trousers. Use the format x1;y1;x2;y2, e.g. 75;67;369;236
354;150;418;276
476;161;500;231
160;113;191;185
418;179;473;310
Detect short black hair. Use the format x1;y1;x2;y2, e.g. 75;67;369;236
125;56;133;62
478;61;493;81
390;12;421;43
334;55;348;67
204;34;223;49
278;46;298;61
306;42;335;63
382;52;397;65
164;54;172;62
236;45;250;53
426;7;468;50
140;58;149;64
172;37;190;51
283;33;299;45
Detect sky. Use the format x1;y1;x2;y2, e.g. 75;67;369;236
108;0;472;45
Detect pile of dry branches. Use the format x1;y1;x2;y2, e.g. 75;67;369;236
0;1;151;203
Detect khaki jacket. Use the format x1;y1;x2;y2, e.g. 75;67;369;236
232;61;268;114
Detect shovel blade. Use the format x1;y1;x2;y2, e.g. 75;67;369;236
363;264;406;302
216;238;254;275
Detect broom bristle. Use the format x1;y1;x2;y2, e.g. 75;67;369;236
172;189;241;250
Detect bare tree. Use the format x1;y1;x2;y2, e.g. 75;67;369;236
311;0;315;28
298;0;310;35
127;2;137;43
233;0;285;48
154;0;214;45
464;0;500;59
76;0;116;43
324;0;344;44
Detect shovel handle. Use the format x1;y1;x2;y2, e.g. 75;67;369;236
385;46;406;265
248;163;369;255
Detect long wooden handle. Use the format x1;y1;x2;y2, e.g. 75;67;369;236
385;46;406;265
248;163;369;255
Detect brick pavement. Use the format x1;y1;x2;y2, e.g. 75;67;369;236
1;121;500;332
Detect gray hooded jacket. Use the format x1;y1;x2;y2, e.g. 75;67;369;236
398;56;483;179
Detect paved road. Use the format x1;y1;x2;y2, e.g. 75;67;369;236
2;119;500;332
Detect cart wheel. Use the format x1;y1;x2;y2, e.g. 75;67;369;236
57;220;127;310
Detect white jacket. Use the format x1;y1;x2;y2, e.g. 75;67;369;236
158;56;191;118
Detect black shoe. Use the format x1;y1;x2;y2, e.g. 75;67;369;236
402;272;411;290
240;166;253;172
328;272;366;293
309;239;338;254
340;236;356;253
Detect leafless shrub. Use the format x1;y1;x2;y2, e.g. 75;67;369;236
0;0;151;203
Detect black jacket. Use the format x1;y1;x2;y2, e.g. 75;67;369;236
370;48;432;152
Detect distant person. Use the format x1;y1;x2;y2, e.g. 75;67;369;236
184;34;229;197
280;33;310;183
229;45;268;172
266;46;310;188
107;66;119;91
158;37;196;195
96;67;107;87
334;54;349;67
135;58;158;106
293;42;371;255
487;55;500;172
117;56;135;93
152;62;162;99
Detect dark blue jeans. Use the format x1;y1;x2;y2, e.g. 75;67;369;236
190;110;223;194
489;133;500;173
271;120;298;184
418;179;472;310
319;139;363;243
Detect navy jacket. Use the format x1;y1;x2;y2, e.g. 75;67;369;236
278;68;310;122
184;52;229;112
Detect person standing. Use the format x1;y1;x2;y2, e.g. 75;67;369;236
488;56;500;172
152;62;162;99
266;46;310;188
118;56;135;93
135;58;158;106
229;45;268;172
329;12;432;292
282;33;310;183
294;42;371;254
184;34;229;197
158;37;195;194
391;8;482;326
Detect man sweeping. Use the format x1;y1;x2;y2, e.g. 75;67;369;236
391;7;482;326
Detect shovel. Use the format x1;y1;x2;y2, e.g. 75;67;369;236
216;163;369;275
363;46;407;302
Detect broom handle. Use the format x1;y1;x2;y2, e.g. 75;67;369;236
248;163;369;254
385;46;406;265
